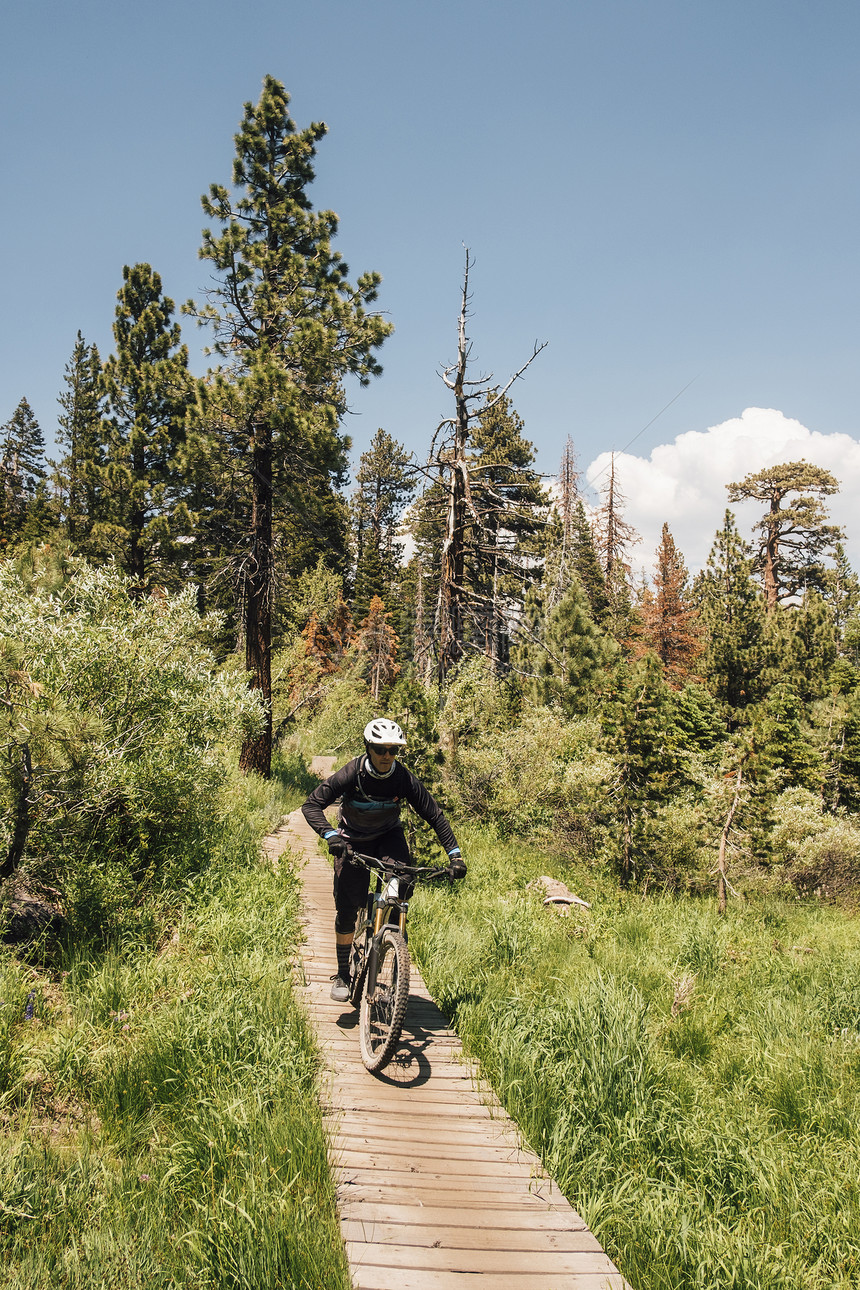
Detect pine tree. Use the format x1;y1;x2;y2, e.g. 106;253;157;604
727;460;843;609
749;683;822;794
0;398;50;550
354;428;414;561
55;332;106;548
351;428;414;620
544;438;580;611
592;453;640;643
823;542;860;640
356;594;400;700
694;510;765;716
466;391;547;671
640;523;701;686
353;536;387;625
601;652;678;885
288;595;356;710
826;689;860;813
758;589;837;705
558;436;580;544
516;577;616;716
185;76;391;776
571;500;609;622
101;264;193;588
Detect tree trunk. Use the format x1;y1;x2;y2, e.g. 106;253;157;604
240;423;273;778
129;439;146;592
436;255;474;683
1;744;32;881
717;765;743;915
621;800;633;888
438;458;466;680
763;499;780;610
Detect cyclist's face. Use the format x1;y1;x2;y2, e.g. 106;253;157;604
368;744;399;773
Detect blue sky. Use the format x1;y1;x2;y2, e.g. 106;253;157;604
3;0;859;571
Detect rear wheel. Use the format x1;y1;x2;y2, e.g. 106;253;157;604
359;927;410;1073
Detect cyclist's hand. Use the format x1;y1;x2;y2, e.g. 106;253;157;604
447;857;467;880
324;831;351;859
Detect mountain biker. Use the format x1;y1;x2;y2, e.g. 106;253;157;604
301;718;466;1002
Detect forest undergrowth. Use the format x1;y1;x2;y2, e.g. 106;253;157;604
0;756;349;1290
408;821;860;1290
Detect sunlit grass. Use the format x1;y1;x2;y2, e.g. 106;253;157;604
0;787;349;1290
409;822;860;1290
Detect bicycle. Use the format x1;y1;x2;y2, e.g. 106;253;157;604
345;850;450;1074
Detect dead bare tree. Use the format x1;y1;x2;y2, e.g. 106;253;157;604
424;250;546;683
546;435;581;611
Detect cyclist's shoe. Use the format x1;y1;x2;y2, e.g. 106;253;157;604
330;974;351;1003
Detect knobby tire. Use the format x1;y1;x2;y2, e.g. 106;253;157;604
359;927;410;1073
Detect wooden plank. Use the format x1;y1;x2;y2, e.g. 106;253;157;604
324;1059;478;1081
326;1092;498;1111
334;1150;542;1178
333;1131;528;1158
340;1187;565;1210
341;1220;604;1253
324;1061;475;1081
322;1075;494;1099
314;1035;469;1055
329;1108;510;1132
324;1095;497;1117
351;1269;630;1290
337;1170;562;1196
339;1202;588;1231
345;1242;619;1275
331;1121;522;1149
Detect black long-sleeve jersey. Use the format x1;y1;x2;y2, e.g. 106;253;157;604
301;756;458;853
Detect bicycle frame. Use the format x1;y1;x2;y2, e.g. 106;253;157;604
348;854;447;1014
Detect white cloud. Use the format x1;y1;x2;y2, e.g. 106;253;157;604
584;408;860;579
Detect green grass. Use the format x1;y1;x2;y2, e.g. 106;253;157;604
0;776;349;1290
408;824;860;1290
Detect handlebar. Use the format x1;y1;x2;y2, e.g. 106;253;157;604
347;850;452;883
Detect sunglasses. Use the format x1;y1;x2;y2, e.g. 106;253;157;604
371;745;402;756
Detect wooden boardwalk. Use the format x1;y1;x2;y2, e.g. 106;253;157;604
271;798;633;1290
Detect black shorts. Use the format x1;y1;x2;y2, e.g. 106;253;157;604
332;826;411;931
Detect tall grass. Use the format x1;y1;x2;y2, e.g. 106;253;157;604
0;774;349;1290
409;824;860;1290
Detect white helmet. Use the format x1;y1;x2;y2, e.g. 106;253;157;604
363;718;407;749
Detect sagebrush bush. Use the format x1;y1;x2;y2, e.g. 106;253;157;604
0;560;264;941
769;787;860;902
446;705;613;846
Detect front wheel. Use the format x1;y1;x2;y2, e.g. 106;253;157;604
359;927;410;1073
349;918;370;1007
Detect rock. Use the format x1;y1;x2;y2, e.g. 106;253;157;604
528;875;591;912
2;890;66;946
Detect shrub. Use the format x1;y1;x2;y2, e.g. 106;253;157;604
447;704;613;849
769;787;860;903
0;560;263;940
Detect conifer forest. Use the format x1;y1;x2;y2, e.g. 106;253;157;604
2;76;859;1290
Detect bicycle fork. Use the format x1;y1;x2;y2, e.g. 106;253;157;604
364;879;408;1001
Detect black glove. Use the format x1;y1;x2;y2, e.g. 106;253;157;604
448;858;467;880
324;831;350;859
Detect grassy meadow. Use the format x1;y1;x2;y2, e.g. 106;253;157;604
409;823;860;1290
4;733;859;1290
